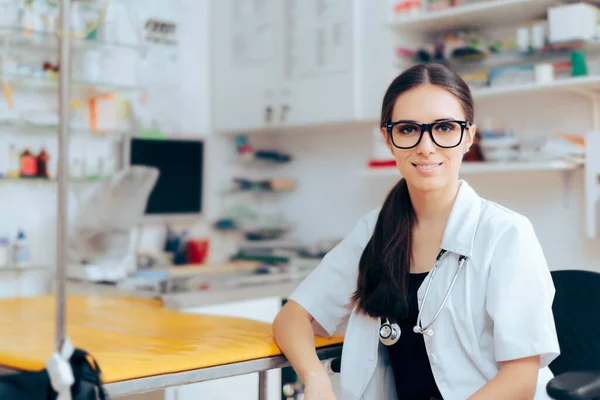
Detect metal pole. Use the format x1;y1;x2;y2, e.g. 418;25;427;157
258;371;267;400
56;0;72;352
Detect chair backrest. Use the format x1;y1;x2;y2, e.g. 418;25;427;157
549;270;600;376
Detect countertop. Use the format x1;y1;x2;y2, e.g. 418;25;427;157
66;261;316;310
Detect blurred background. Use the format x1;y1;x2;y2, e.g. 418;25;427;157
0;0;599;399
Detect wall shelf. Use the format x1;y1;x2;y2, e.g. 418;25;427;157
360;159;583;178
4;73;142;93
472;75;600;100
0;121;125;139
0;177;109;183
0;25;145;53
388;0;558;34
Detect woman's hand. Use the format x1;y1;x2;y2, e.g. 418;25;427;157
303;371;338;400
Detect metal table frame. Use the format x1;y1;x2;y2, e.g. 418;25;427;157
103;344;342;398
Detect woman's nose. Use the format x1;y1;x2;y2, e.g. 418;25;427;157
416;129;436;154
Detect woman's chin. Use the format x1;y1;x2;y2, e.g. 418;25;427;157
405;173;449;192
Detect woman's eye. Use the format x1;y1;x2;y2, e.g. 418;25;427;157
401;126;417;134
436;124;453;132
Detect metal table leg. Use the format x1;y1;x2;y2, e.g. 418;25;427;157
258;370;267;400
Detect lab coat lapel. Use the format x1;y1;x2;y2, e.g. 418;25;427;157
440;180;482;258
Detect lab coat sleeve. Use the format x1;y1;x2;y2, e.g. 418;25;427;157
287;210;376;337
485;217;560;368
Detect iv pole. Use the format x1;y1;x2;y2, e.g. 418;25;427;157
56;0;71;352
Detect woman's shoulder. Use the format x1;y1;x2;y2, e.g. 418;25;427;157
360;207;382;227
343;207;382;243
476;198;538;244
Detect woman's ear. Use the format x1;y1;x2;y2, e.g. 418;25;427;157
381;126;393;152
465;123;476;152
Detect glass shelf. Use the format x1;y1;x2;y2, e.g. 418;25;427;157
0;176;110;183
0;25;145;53
0;120;125;139
2;72;143;93
0;265;52;272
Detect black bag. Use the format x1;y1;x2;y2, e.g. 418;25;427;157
0;348;109;400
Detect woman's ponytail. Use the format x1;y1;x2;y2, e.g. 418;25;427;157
352;178;415;320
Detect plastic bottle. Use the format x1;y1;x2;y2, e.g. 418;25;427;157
0;143;8;177
8;144;20;178
0;233;11;268
20;148;37;177
12;230;30;267
36;146;50;178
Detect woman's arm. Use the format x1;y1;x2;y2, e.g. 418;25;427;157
272;300;337;398
468;355;541;400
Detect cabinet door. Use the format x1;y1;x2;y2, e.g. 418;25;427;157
354;0;397;122
212;0;284;133
279;0;356;127
179;0;211;135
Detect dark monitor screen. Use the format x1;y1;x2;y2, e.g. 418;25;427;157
129;137;203;216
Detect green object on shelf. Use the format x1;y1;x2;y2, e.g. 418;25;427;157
139;129;166;139
571;50;588;77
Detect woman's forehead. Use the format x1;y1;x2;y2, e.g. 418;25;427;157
392;85;465;122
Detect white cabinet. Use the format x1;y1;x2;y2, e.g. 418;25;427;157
211;0;285;133
178;0;212;135
211;0;396;133
278;0;356;126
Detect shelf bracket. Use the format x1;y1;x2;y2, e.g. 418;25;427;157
585;130;600;239
561;169;574;209
591;92;600;132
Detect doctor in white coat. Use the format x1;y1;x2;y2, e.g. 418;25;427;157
272;63;560;400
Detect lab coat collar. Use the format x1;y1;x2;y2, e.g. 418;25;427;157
440;180;481;258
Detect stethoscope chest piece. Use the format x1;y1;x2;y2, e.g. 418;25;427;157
379;318;400;346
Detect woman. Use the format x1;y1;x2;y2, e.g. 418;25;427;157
272;63;560;400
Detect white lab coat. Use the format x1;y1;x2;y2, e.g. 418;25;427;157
289;180;560;400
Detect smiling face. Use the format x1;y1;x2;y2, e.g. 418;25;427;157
381;84;475;193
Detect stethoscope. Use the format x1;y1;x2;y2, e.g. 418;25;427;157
379;249;468;346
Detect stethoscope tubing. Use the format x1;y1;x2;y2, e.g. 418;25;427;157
414;251;468;335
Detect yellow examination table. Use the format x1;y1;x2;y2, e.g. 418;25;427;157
0;294;343;398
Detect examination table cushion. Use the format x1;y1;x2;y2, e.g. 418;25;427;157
0;295;343;383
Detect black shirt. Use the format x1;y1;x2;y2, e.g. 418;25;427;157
387;272;443;400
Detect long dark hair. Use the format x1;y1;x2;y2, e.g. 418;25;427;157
351;63;474;320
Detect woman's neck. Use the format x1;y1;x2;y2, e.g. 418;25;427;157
409;181;461;226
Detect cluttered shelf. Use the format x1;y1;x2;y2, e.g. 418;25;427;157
0;120;125;138
4;72;143;93
393;2;600;101
68;257;324;310
471;73;600;98
389;0;556;33
0;25;146;53
0;176;110;183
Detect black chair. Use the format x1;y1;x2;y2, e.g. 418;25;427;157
546;270;600;400
327;270;600;400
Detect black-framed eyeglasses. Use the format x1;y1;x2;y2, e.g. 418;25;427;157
385;119;472;150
